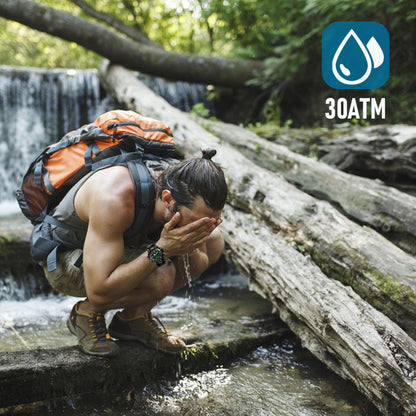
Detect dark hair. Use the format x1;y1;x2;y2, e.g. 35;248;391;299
157;148;228;211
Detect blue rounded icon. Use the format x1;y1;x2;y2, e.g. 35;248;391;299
322;22;389;89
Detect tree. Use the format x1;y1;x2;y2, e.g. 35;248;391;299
0;0;266;87
1;0;415;125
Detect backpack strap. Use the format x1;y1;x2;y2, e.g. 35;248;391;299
124;159;156;241
30;215;85;272
31;157;155;271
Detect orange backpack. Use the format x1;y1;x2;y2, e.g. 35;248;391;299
16;109;176;224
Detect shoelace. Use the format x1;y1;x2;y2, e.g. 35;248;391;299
145;312;169;337
89;313;110;340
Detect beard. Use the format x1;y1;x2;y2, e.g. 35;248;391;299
164;201;179;224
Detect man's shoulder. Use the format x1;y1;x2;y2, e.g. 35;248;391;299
77;166;136;226
89;165;134;193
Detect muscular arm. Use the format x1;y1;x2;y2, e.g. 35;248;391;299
77;167;152;306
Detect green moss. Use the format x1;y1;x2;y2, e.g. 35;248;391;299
311;245;416;314
183;344;220;361
208;346;219;360
370;269;416;306
296;243;307;254
183;345;200;359
254;144;264;154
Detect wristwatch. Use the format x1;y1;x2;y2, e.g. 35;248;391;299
147;243;166;267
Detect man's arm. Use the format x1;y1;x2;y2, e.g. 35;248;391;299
83;211;217;308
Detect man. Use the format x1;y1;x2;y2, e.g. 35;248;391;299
43;149;228;357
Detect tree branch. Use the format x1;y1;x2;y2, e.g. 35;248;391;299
68;0;161;48
0;0;265;87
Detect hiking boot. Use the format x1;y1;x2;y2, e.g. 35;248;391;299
67;301;119;357
109;312;186;354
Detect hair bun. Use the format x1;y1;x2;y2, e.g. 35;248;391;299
202;148;217;160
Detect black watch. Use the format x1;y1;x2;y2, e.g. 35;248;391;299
147;243;166;267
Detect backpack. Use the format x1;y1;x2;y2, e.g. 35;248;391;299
16;109;177;271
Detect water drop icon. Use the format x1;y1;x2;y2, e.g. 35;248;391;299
332;29;372;85
322;22;389;89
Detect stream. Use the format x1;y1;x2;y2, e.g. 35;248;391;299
0;216;378;415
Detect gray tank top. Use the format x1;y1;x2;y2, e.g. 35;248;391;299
51;159;173;250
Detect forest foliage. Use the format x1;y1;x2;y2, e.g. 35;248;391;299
0;0;415;126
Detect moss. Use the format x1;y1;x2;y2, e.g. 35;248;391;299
254;144;264;154
370;269;416;306
183;345;200;359
183;344;219;361
310;244;416;307
296;243;307;254
210;347;219;360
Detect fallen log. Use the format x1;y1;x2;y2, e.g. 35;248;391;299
253;124;416;195
98;61;416;340
0;315;285;410
318;125;416;193
98;62;416;415
199;118;416;256
220;206;416;416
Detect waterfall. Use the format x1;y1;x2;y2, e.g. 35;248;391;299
138;73;214;113
0;66;211;213
0;66;113;212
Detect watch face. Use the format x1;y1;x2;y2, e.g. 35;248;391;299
151;248;162;260
148;244;165;266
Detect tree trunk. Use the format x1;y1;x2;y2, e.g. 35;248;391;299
99;61;416;340
68;0;160;47
98;62;416;415
317;125;416;192
0;0;265;87
200;118;416;255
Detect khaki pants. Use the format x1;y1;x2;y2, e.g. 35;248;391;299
43;246;146;297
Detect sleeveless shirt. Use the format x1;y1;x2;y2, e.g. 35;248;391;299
50;159;173;250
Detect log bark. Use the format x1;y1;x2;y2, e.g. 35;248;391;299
200;118;416;255
0;316;285;409
0;0;265;87
68;0;160;47
221;206;416;416
317;125;416;192
255;124;416;195
97;62;416;415
98;62;416;339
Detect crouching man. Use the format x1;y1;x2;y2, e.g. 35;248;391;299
43;149;227;357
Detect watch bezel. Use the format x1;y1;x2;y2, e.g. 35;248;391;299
147;243;166;267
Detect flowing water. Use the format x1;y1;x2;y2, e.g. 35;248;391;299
0;66;212;208
0;212;378;415
0;268;377;416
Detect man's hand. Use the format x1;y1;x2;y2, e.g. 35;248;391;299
157;212;220;257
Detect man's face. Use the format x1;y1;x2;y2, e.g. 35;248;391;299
166;195;222;228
